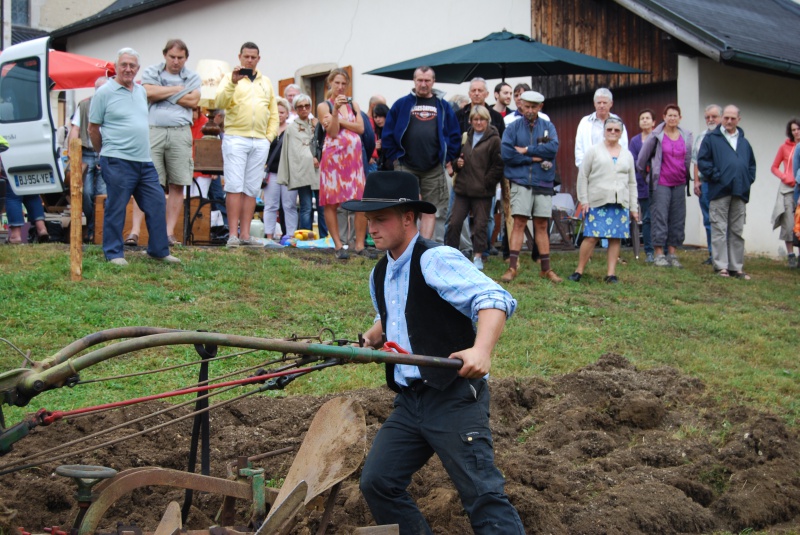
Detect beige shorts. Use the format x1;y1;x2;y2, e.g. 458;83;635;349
150;125;193;187
509;182;552;218
394;162;449;217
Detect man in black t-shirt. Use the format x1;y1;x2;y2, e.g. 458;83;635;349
382;67;461;239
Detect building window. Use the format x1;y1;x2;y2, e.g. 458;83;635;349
12;0;30;26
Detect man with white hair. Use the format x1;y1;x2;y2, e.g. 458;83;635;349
692;104;722;265
283;83;309;123
575;87;628;168
697;105;757;280
455;77;505;135
88;48;179;266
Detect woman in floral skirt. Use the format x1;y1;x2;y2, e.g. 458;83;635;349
568;117;639;283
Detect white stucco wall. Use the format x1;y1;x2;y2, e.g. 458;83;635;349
63;0;532;109
678;55;800;258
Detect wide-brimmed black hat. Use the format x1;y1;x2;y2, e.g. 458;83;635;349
342;171;437;213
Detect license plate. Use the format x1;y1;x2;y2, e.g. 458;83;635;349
13;169;54;189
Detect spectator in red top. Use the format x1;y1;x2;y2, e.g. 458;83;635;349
770;118;799;267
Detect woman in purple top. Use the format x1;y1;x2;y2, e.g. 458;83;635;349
627;109;655;262
636;104;693;268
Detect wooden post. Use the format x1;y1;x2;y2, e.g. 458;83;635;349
69;138;83;281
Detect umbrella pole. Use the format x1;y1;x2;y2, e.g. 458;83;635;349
502;178;513;240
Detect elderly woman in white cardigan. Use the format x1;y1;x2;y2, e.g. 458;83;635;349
568;117;639;283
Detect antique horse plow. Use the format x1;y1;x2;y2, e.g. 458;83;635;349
0;328;461;535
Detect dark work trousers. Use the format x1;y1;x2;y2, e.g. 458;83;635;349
446;194;492;255
360;377;525;535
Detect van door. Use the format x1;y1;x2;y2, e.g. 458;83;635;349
0;36;64;195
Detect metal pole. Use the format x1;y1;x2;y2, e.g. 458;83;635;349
18;332;463;397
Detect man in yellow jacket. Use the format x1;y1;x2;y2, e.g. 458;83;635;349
215;41;278;247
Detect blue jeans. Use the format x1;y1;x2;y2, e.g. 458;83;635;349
298;187;328;238
700;182;712;255
639;197;653;255
360;378;525;535
82;150;106;236
5;185;45;226
100;156;169;260
208;176;227;226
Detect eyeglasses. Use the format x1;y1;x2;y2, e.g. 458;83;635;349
605;128;621;133
296;104;311;109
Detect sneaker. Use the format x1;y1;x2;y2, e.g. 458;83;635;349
604;275;619;284
240;237;263;248
500;267;517;282
473;256;484;271
645;252;655;264
226;236;240;248
334;248;350;260
540;269;563;283
789;254;798;269
653;254;670;267
567;272;582;282
148;253;181;263
487;247;499;256
667;254;683;269
108;257;128;266
702;256;713;265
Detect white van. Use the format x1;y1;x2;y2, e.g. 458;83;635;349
0;36;65;196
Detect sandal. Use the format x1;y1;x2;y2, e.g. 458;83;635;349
124;234;139;247
354;248;377;259
167;235;180;246
732;271;751;280
36;233;50;244
715;269;730;277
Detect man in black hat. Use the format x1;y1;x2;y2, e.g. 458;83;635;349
343;171;525;535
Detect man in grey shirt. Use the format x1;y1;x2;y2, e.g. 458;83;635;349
142;39;201;245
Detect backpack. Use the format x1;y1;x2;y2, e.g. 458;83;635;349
312;101;333;160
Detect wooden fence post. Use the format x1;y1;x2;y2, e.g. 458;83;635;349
69;138;83;281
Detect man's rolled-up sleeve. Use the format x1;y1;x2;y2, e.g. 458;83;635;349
421;247;517;323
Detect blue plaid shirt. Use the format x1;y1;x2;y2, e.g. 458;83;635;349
369;233;517;386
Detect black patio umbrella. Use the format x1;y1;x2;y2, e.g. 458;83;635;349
365;31;645;83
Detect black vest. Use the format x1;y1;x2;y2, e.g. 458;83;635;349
373;238;476;393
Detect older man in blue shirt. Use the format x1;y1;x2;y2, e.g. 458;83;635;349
89;48;179;265
343;171;525;535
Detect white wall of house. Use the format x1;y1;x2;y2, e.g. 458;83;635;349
63;0;532;108
28;0;116;31
678;55;800;259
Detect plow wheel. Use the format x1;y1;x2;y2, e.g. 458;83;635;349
74;397;365;535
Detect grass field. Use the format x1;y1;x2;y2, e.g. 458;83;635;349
0;243;797;428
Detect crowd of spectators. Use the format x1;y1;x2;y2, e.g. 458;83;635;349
2;42;798;278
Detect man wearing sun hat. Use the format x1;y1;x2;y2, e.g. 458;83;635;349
344;171;525;534
501;90;562;284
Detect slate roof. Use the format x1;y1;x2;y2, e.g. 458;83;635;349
11;25;49;45
50;0;184;42
615;0;800;75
